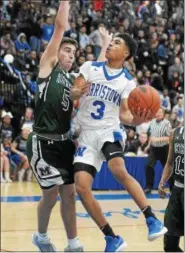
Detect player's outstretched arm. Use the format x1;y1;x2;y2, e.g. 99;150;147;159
97;27;113;62
119;98;151;126
70;74;89;101
158;130;174;198
39;1;70;77
70;61;91;100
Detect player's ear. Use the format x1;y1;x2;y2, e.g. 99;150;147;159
124;49;130;58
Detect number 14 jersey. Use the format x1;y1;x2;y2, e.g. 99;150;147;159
173;126;184;185
76;61;136;130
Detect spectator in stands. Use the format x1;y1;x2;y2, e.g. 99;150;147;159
20;107;34;130
168;71;183;92
2;137;17;178
0;20;17;39
13;50;27;72
77;55;86;67
79;25;90;50
25;50;39;75
170;111;180;129
164;110;171;121
132;17;143;38
1;111;15;140
11;124;32;182
125;129;136;153
172;95;184;123
154;0;163;16
137;0;150;21
41;15;54;44
125;132;149;157
0;143;12;183
157;38;168;66
86;53;95;61
89;22;104;58
14;33;31;53
143;70;151;86
0;30;16;56
85;45;94;55
160;89;171;111
168;56;184;80
64;21;78;40
29;17;42;54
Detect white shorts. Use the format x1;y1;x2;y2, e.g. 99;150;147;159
74;127;126;172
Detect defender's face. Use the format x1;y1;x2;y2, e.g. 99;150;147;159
58;43;76;72
105;37;129;62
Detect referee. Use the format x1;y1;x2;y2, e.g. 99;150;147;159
144;108;172;194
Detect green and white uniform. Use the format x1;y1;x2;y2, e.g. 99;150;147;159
164;126;184;236
26;64;76;189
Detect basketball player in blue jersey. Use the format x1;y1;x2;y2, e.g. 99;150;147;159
70;33;167;251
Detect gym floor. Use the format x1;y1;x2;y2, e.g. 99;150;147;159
1;182;184;252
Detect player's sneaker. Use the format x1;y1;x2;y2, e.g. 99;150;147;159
32;232;56;252
104;235;127;252
1;177;6;183
64;245;84;252
5;178;12;183
146;217;168;241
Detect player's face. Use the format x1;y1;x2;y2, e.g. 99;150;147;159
58;43;76;72
105;37;129;62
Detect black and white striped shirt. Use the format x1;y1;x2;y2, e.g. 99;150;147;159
148;119;172;147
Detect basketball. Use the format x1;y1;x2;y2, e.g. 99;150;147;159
128;85;161;120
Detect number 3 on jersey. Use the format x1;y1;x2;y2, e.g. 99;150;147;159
91;100;105;120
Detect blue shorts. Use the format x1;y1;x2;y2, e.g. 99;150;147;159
11;154;22;166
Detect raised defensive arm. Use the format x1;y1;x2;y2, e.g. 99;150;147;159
39;1;70;72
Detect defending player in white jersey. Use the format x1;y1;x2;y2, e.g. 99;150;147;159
70;31;167;252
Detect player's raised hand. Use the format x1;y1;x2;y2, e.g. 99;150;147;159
81;82;90;94
158;181;167;199
70;82;89;100
56;1;70;29
132;108;152;125
99;27;113;49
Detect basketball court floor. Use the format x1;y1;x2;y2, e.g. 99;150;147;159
1;182;184;252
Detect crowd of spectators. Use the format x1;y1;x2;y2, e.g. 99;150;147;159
0;0;184;182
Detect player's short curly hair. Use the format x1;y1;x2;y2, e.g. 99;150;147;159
60;37;78;50
114;33;138;61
